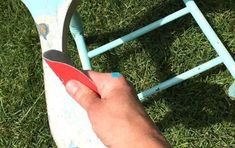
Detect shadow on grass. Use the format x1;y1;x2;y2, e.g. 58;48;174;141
145;79;235;130
85;0;235;130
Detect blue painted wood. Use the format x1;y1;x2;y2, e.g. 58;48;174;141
70;12;92;70
23;0;65;17
88;8;190;58
184;0;235;78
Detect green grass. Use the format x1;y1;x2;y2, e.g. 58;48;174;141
0;0;235;147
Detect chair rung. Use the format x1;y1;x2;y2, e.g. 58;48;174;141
138;57;223;101
88;7;190;58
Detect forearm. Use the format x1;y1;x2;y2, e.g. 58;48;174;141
110;133;170;148
109;126;170;148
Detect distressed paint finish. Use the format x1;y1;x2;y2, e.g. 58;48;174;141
23;0;66;17
21;0;105;147
20;0;235;146
37;23;49;40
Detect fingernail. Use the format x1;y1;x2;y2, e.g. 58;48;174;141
111;72;122;78
66;80;79;96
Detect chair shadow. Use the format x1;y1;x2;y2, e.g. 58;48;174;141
144;77;235;130
84;0;235;130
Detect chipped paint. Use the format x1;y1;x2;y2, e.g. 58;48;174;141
69;141;78;148
37;23;49;40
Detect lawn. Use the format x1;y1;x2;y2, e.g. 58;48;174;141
0;0;235;147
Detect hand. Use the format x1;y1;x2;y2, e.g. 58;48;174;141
65;71;170;148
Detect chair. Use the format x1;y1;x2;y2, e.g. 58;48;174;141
22;0;235;147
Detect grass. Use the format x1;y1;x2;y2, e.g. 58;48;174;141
0;0;235;147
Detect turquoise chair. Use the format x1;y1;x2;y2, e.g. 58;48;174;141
22;0;235;147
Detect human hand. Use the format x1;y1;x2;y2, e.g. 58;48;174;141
65;71;170;148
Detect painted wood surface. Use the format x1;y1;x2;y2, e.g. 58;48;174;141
22;0;105;147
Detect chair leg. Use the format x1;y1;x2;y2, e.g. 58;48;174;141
228;82;235;100
70;11;92;70
183;0;235;99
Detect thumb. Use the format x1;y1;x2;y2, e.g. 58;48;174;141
65;80;100;111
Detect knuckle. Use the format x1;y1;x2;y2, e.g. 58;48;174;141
73;88;94;105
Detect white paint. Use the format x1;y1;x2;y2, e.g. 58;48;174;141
22;0;105;147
